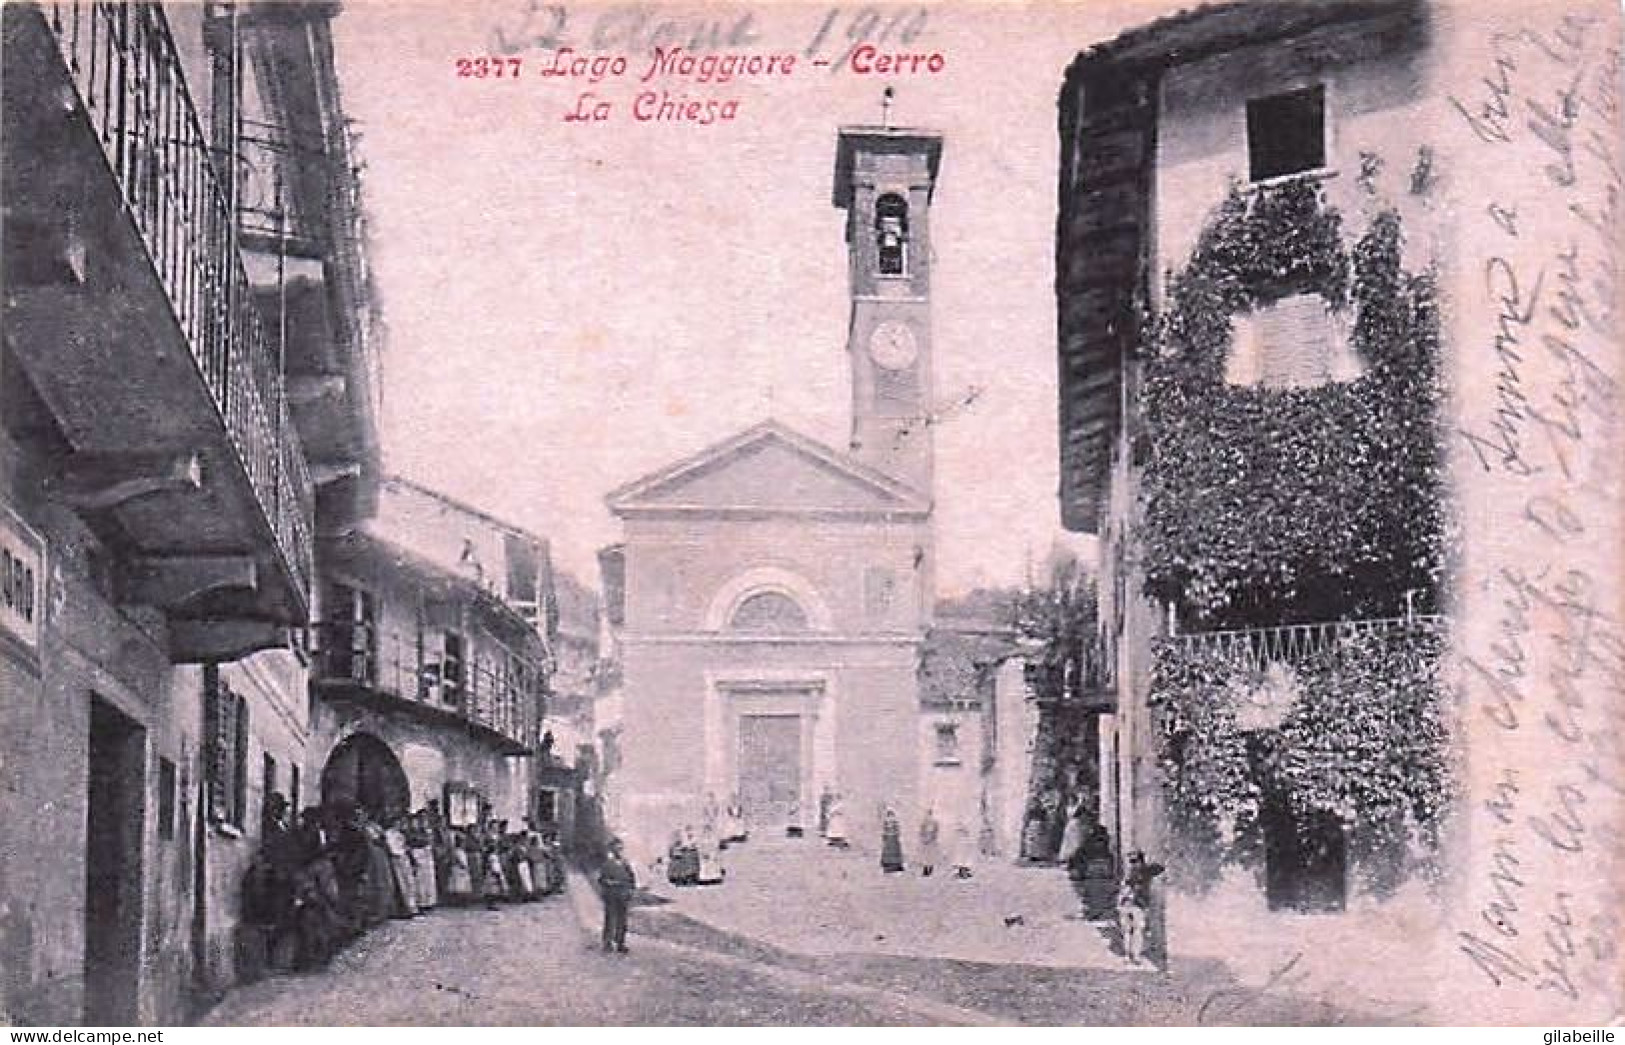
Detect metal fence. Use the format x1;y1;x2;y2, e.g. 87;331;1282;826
314;620;541;750
1168;614;1445;674
43;1;314;602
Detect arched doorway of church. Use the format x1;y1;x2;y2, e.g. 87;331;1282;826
321;732;410;821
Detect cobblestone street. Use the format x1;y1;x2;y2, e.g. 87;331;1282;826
203;843;1400;1026
203;893;926;1026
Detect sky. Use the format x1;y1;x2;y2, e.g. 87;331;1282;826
330;2;1137;594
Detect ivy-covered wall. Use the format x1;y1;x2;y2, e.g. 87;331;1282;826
1141;179;1445;630
1139;179;1451;897
1151;623;1448;894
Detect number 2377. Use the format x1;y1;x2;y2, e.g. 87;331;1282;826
456;57;523;78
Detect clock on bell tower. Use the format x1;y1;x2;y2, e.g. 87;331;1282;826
834;121;943;494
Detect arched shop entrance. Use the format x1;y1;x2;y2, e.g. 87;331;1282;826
321;732;410;821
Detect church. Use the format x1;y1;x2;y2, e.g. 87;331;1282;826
602;121;1024;860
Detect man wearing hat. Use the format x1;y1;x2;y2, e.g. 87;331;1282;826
597;837;636;954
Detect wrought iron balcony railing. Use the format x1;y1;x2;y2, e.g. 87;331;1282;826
314;621;542;751
42;0;314;602
1168;614;1445;674
1023;632;1112;706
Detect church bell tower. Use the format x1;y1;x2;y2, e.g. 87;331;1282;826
834;118;943;494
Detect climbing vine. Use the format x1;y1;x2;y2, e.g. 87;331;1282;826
1142;178;1452;891
1151;622;1450;889
1140;179;1445;629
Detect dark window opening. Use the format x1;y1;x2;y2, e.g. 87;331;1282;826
157;758;177;842
1247;85;1326;181
262;752;277;831
233;697;250;831
875;193;909;276
441;631;466;706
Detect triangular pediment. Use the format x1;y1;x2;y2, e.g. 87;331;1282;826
606;421;929;517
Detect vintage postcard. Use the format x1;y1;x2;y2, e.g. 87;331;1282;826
1;0;1621;1029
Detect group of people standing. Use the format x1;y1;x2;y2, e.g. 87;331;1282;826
640;785;1168;969
663;825;725;886
243;793;568;973
879;805;975;878
662;792;749;886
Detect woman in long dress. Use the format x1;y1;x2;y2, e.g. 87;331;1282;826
505;833;534;899
1058;803;1087;876
917;808;942;876
445;829;474;904
464;830;487;906
291;823;343;970
950;820;975;879
666;829;691;886
697;820;725;884
360;816;396;926
430;812;455;900
880;807;905;873
722;794;747;846
525;831;550;899
383;817;420;917
539;828;565;897
482;829;510;909
407;812;438;911
679;827;701;884
825;794;850;849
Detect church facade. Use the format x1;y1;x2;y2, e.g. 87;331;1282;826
605;125;954;859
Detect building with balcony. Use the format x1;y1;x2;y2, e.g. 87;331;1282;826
1;1;377;1024
309;479;550;834
1055;0;1449;913
1003;555;1110;864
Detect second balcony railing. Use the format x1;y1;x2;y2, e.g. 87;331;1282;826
314;621;541;751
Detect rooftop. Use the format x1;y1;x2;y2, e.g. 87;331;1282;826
833;124;944;208
1065;0;1420;78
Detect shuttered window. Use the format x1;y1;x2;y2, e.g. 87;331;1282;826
1226;294;1361;389
204;666;250;829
